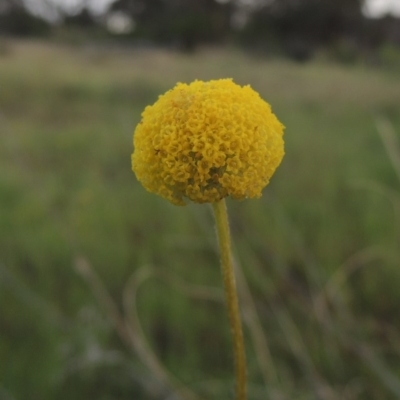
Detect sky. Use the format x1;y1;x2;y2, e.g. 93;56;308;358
24;0;400;19
24;0;114;18
363;0;400;17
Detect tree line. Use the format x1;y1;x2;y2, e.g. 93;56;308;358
1;0;400;61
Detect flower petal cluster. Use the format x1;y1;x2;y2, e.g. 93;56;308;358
132;79;284;205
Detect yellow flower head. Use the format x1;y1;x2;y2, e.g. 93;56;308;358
132;79;284;205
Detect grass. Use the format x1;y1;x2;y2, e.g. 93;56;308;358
1;39;400;400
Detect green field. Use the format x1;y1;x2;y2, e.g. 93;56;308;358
1;40;400;400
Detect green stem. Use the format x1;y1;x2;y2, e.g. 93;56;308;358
212;199;247;400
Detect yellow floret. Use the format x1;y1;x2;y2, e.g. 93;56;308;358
132;79;284;205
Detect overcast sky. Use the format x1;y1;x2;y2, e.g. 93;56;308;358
363;0;400;17
25;0;400;18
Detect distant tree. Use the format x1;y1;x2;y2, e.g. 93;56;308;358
0;0;50;37
109;0;166;39
242;0;364;60
384;16;400;46
361;15;400;51
108;0;233;51
0;0;23;13
63;7;98;29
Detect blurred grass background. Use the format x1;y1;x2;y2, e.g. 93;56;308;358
1;39;400;400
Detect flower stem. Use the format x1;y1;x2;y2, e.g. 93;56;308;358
212;199;247;400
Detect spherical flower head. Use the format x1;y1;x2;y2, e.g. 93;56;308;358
132;79;284;206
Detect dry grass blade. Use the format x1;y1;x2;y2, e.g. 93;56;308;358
0;262;69;329
74;256;132;345
74;257;168;397
122;265;205;400
75;254;237;399
153;269;223;303
0;385;16;400
351;179;400;239
314;246;387;322
308;295;400;399
233;257;279;387
272;306;337;400
375;116;400;185
308;259;400;399
354;343;400;397
190;206;279;388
